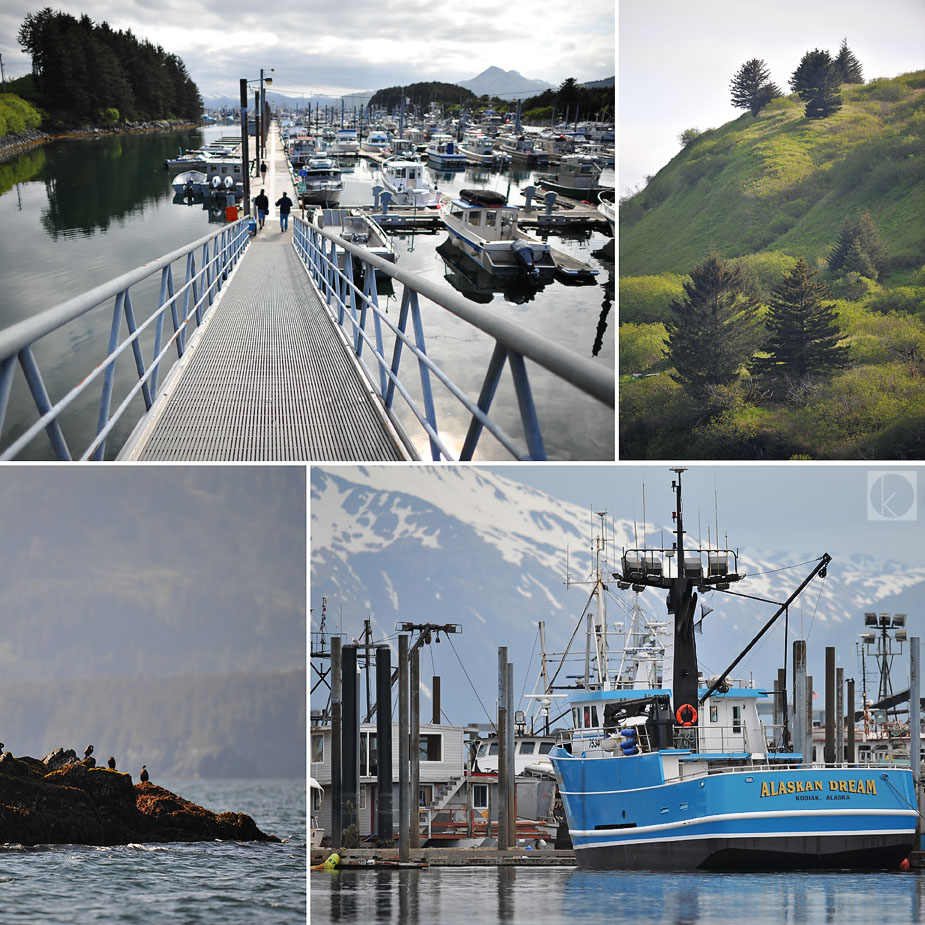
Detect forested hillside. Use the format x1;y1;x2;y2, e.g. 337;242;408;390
13;9;201;129
620;68;925;459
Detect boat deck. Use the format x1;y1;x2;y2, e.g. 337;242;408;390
122;126;407;462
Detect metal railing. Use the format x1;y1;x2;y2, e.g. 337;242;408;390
292;214;614;461
0;220;251;460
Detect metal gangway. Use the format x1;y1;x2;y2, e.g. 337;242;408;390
0;208;614;462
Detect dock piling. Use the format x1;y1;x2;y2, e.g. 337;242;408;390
331;637;342;849
398;634;409;862
376;645;393;847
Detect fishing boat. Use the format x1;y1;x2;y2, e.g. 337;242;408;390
459;133;508;168
329;128;360;155
203;158;245;200
424;133;468;169
311;207;396;271
296;156;344;206
438;190;556;279
379;157;441;208
497;135;547;167
360;130;391;156
288;135;319;167
549;469;919;871
536;154;608;200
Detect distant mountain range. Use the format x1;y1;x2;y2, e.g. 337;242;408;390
310;467;925;727
201;67;610;111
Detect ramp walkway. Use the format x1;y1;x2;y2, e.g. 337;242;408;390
124;123;407;461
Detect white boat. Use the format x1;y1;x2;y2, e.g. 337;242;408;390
312;207;396;270
438;189;556;279
458;133;508;168
203;158;245;199
296;156;344;206
360;130;391;156
536;154;608;200
425;133;468;169
288;135;318;167
379;157;441;208
597;188;615;235
310;777;325;848
171;170;207;196
164;149;209;171
330;128;359;155
497;135;547;166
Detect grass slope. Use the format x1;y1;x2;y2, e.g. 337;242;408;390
620;73;925;277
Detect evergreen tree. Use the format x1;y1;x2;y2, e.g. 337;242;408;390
827;211;889;279
752;258;849;382
790;49;843;119
730;58;782;116
664;255;761;399
834;38;864;84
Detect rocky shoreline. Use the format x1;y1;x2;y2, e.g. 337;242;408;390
0;748;279;846
0;120;203;163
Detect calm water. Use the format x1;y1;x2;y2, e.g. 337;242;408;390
0;125;613;460
0;778;305;923
311;866;924;925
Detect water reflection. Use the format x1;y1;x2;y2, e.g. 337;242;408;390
435;238;553;304
0;148;46;197
36;129;206;238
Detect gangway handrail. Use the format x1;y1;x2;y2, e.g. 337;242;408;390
292;214;614;461
0;220;251;460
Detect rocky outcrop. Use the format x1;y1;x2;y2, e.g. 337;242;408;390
0;750;279;846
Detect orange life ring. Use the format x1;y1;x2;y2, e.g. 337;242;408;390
676;703;698;727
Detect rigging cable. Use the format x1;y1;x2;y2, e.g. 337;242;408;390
446;633;494;726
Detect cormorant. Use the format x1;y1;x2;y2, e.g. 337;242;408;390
84;744;94;759
140;765;149;782
108;756;116;770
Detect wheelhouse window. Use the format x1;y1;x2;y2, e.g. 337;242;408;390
311;734;324;764
520;741;536;755
473;784;488;810
710;705;718;724
420;734;442;762
538;742;554;755
732;706;742;734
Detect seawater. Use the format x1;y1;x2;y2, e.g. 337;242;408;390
311;866;925;925
0;125;613;460
0;778;305;924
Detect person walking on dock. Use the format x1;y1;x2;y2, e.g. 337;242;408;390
260;162;268;184
275;192;293;232
254;189;269;230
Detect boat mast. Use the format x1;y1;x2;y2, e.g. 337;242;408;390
668;468;699;715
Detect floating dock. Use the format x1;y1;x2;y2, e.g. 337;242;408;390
311;847;578;869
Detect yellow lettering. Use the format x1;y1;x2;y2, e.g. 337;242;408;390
814;781;823;791
796;781;805;793
786;781;795;793
867;780;877;795
761;782;769;798
770;781;779;796
829;781;838;791
839;781;849;792
848;780;857;793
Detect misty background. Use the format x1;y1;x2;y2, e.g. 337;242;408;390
0;466;306;779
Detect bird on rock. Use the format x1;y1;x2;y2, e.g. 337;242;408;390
84;744;94;759
107;756;116;770
140;765;149;782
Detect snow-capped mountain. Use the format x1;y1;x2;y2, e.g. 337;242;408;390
310;467;925;726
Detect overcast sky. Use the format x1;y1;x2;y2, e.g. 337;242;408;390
486;463;925;568
1;1;614;100
620;0;925;194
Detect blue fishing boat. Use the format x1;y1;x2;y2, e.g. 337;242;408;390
549;469;918;870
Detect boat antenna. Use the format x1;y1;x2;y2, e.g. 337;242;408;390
642;482;646;549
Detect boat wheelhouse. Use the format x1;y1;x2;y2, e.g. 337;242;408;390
360;130;391;155
311;207;396;275
459;133;507;168
438;190;556;279
288;135;319;167
330;128;359;155
424;133;468;169
379;157;441;208
536;154;608;200
549;469;918;871
296;156;344;206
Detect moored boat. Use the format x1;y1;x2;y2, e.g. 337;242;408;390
296;156;344;206
360;130;391;156
379;157;441;208
311;207;396;270
549;469;919;871
459;133;508;168
536;154;608;200
171;170;207;196
424;133;468;169
438;190;556;279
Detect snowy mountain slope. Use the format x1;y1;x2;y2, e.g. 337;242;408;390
310;467;925;724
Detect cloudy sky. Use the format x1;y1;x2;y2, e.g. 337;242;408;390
1;1;614;100
620;0;925;194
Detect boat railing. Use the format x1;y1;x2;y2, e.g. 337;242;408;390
0;220;252;460
291;214;614;460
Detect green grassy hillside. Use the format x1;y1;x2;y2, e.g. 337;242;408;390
620;72;925;276
619;71;925;460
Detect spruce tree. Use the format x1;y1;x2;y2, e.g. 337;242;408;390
752;258;849;382
790;49;843;119
827;211;888;279
730;59;782;116
664;255;761;400
834;38;864;84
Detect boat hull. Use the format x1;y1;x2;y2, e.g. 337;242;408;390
576;831;915;871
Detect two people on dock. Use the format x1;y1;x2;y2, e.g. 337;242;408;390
254;189;269;229
275;192;293;231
